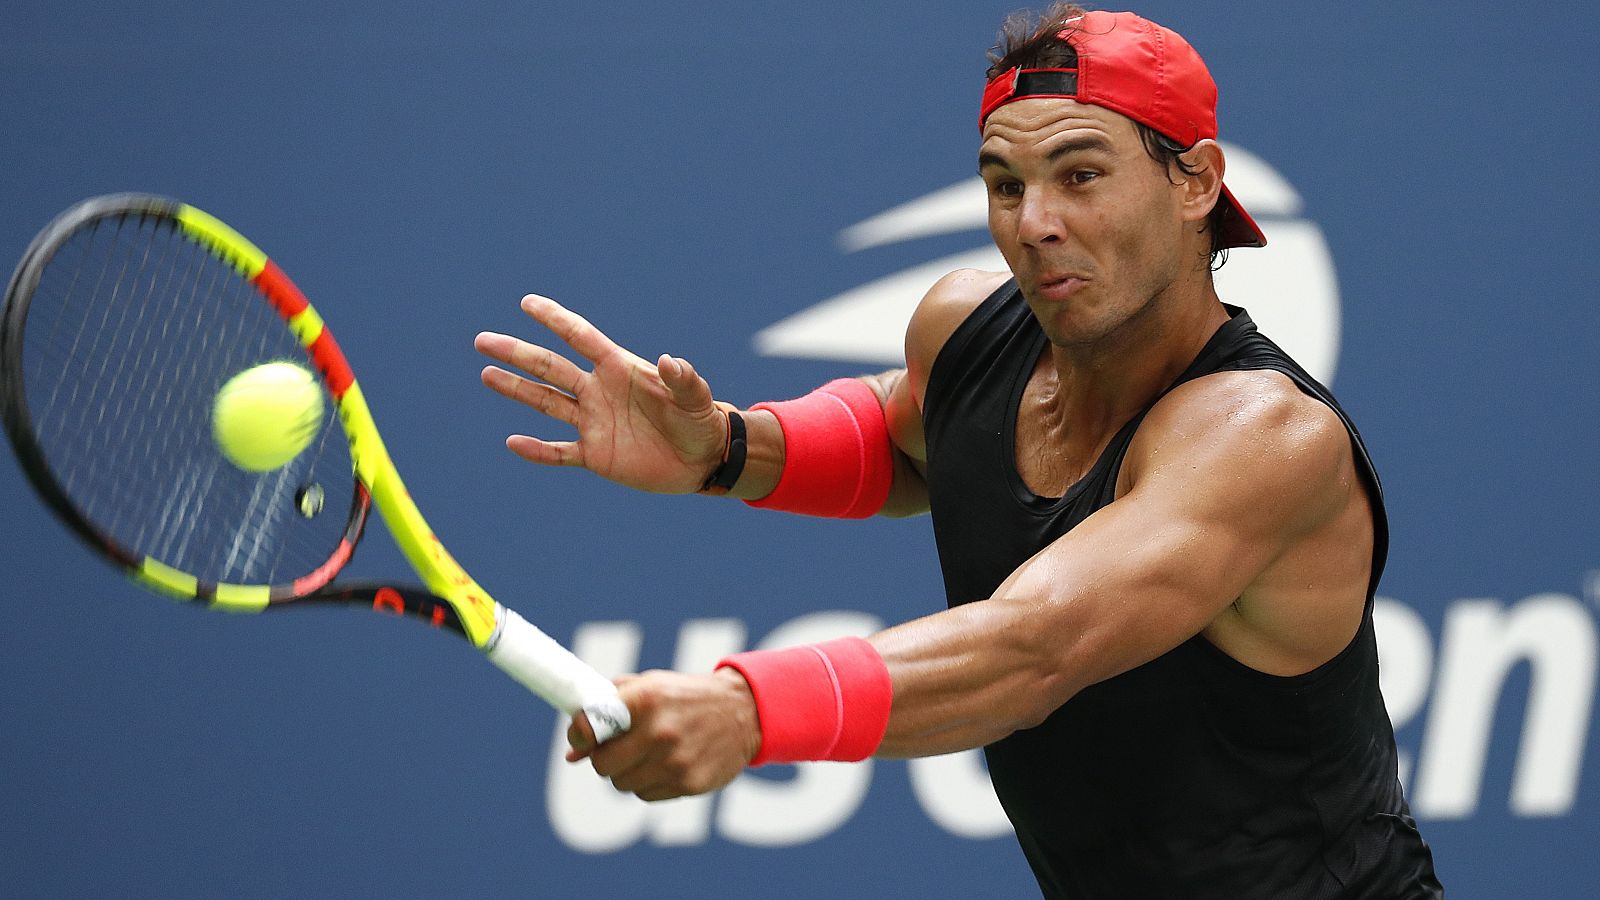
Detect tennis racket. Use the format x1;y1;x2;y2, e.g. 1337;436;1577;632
0;193;629;742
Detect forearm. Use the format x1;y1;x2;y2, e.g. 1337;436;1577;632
868;595;1079;757
709;585;1085;766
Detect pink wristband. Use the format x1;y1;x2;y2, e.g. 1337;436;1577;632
746;378;894;518
717;636;893;765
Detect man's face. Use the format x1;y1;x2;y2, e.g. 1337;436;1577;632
979;99;1196;347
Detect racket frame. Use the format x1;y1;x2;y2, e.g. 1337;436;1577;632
1;194;629;739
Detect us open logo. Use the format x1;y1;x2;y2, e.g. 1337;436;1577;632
753;142;1342;385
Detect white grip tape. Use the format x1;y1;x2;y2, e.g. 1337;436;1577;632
485;607;631;743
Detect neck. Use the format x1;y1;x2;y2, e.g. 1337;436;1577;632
1037;282;1229;450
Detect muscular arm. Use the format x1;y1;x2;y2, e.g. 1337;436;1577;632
871;376;1362;755
573;370;1367;794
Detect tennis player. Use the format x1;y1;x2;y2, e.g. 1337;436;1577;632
477;6;1443;897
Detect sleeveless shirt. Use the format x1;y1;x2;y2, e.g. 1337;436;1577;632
922;281;1443;899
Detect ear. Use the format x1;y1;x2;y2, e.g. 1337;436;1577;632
1177;139;1225;225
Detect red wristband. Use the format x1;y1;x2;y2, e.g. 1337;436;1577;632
746;379;894;518
717;636;893;765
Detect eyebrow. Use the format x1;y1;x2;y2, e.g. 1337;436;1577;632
978;135;1116;172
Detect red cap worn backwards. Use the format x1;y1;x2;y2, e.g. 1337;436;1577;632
979;10;1266;249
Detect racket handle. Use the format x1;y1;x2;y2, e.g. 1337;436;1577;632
486;607;632;743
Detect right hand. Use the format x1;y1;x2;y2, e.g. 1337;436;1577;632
475;294;727;494
565;668;761;802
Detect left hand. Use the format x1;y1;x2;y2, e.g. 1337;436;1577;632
475;294;729;494
567;668;761;801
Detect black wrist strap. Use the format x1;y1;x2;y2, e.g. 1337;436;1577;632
700;410;747;494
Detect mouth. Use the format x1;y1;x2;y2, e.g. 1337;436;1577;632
1034;272;1088;300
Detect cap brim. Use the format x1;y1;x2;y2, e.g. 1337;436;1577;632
1216;183;1267;249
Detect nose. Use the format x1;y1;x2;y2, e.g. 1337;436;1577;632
1015;190;1062;247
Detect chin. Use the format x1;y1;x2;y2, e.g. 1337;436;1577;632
1023;289;1098;330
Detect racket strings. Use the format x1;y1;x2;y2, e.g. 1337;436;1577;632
19;213;357;590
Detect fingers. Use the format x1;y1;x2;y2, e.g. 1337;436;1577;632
566;673;638;761
566;713;598;762
521;294;622;365
584;735;678;799
577;723;692;801
481;365;579;424
475;331;587;396
565;701;681;797
565;671;756;803
657;354;716;415
477;341;585;467
506;434;582;467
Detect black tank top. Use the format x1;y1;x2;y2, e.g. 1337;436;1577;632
922;282;1443;899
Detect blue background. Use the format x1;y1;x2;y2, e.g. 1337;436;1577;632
2;2;1597;897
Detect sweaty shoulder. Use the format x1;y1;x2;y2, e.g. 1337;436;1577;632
905;268;1012;410
1124;370;1376;672
1123;369;1358;540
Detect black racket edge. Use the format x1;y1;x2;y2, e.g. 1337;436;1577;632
0;196;184;569
0;195;467;634
310;581;470;636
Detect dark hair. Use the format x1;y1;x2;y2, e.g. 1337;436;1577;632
986;3;1230;268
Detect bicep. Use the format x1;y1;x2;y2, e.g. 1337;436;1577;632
873;385;1355;753
873;485;1277;754
990;383;1357;694
990;475;1275;692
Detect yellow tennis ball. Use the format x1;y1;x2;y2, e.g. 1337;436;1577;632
212;362;325;472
